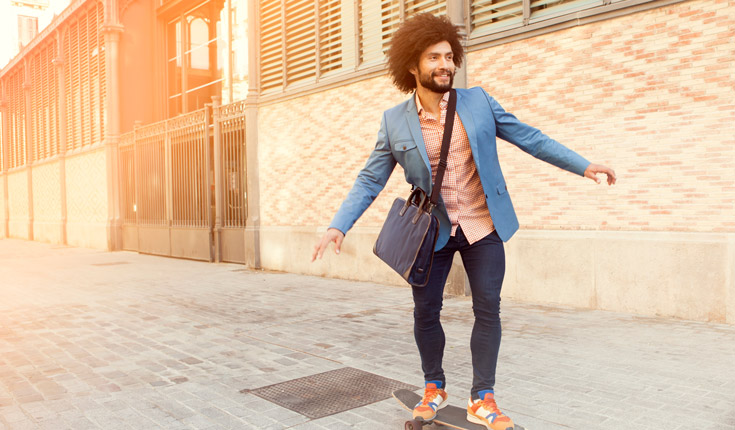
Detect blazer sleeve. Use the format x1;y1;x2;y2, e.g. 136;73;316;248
482;89;591;176
329;112;397;235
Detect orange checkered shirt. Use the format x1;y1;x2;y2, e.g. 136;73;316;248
416;91;495;245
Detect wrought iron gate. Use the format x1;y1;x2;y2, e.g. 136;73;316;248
119;99;247;262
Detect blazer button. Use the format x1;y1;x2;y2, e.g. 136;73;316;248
402;145;407;150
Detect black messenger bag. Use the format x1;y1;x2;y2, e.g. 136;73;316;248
373;89;456;287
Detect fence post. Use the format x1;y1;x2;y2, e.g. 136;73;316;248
164;119;173;254
133;120;141;246
212;96;223;262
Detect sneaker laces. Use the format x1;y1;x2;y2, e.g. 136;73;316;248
478;395;502;416
421;387;440;405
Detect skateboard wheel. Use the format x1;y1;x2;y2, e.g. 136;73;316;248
405;419;423;430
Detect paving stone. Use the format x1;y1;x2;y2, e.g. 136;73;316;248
1;239;735;429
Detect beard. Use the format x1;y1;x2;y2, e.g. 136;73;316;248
418;68;454;93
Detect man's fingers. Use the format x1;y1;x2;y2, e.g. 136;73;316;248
586;164;616;186
607;169;617;185
334;234;343;255
311;244;321;262
311;239;327;262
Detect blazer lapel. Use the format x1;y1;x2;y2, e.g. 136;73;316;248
455;90;479;165
405;96;432;192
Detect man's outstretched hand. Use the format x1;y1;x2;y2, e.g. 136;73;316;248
311;228;345;262
584;163;617;185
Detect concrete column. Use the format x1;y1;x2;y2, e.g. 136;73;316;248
54;28;68;245
1;96;8;238
447;0;468;89
23;59;34;241
244;0;261;268
103;22;125;251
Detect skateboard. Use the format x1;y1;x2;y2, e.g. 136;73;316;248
393;389;526;430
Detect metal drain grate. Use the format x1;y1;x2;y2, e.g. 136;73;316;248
249;367;418;419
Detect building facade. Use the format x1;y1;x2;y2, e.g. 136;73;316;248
1;0;734;323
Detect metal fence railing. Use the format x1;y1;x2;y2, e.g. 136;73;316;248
134;121;168;226
169;109;210;228
119;132;136;224
216;100;247;228
118;99;248;259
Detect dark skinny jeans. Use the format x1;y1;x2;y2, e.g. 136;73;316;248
412;226;505;400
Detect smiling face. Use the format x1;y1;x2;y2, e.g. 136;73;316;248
410;41;456;94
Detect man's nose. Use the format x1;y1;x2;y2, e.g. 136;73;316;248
438;57;453;70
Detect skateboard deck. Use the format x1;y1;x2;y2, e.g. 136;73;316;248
393;389;526;430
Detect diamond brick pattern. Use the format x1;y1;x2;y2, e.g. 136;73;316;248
65;149;108;222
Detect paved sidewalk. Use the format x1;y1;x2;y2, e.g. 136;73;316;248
1;239;734;430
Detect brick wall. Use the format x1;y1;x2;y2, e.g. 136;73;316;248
467;0;734;233
0;175;5;238
258;76;414;229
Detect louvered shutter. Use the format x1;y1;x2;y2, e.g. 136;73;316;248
359;0;447;66
27;41;58;162
404;0;446;17
65;19;80;151
8;68;26;168
89;4;102;146
49;39;59;157
98;11;106;143
530;0;601;21
285;0;316;85
318;0;342;76
39;47;48;160
259;0;283;93
379;0;401;57
357;0;385;65
79;11;90;148
470;0;524;36
31;52;41;162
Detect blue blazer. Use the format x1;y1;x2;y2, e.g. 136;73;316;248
330;87;590;251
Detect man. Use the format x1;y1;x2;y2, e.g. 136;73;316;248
312;13;615;430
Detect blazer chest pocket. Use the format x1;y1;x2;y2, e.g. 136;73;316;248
393;139;417;152
392;139;418;164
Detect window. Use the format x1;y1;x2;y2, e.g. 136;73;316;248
358;0;446;66
258;0;343;93
471;0;524;34
63;2;105;151
256;0;664;98
470;0;604;38
6;67;26;169
166;0;223;117
30;40;60;161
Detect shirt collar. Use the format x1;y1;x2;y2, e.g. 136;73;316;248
415;91;450;119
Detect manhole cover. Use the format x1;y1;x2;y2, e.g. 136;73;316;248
249;367;418;419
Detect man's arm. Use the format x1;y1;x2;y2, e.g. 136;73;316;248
483;90;615;184
312;113;397;261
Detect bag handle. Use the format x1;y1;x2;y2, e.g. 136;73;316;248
428;89;457;208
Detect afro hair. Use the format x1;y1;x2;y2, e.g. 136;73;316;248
386;13;464;93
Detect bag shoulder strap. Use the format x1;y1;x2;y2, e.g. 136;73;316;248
429;89;457;206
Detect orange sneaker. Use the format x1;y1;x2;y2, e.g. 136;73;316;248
412;381;448;421
467;390;514;430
